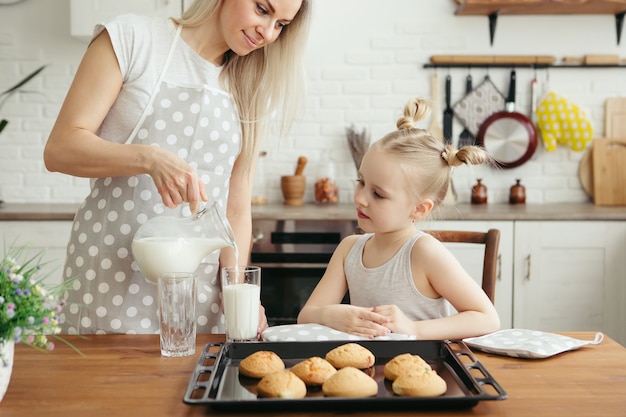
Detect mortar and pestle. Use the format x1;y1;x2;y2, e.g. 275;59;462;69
281;156;307;206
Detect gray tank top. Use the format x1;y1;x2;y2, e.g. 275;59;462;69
345;232;451;320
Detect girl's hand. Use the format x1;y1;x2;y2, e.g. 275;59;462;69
148;147;208;213
372;304;415;336
320;304;390;338
258;304;268;335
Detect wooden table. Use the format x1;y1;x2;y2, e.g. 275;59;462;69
2;332;624;416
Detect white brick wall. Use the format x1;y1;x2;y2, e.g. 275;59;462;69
1;0;625;206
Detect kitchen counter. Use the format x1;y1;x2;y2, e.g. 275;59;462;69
2;332;625;416
1;202;626;221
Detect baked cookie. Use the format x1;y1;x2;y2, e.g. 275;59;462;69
238;350;285;379
383;353;431;381
325;343;375;369
322;366;378;398
392;369;447;397
256;370;307;399
290;356;337;386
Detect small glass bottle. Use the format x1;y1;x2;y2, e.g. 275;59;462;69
509;179;526;204
314;157;339;204
251;151;268;205
471;179;488;205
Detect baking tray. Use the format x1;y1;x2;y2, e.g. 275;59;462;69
183;340;507;412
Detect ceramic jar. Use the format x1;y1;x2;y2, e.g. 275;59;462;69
509;179;526;204
471;179;488;205
251;151;268;205
314;158;339;204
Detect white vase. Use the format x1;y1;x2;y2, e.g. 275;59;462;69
0;340;15;402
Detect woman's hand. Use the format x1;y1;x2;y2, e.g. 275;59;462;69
148;147;208;213
318;304;390;338
372;304;415;336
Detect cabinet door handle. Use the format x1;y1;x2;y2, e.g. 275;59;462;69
525;254;531;281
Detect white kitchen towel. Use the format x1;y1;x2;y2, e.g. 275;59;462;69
464;329;603;359
261;323;415;342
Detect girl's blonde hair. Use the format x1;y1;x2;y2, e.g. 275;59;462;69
372;98;492;206
174;0;311;166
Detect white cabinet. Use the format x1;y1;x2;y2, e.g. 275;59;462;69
70;0;185;38
1;221;73;286
426;221;514;329
513;221;626;346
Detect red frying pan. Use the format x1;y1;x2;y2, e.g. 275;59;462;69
476;70;538;169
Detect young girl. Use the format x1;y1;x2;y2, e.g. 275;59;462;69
298;98;500;340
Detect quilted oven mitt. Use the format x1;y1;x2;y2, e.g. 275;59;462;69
535;91;593;152
453;76;505;137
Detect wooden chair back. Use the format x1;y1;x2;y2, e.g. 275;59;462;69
425;229;500;303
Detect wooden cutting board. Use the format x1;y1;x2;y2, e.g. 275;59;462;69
592;138;626;205
605;97;626;138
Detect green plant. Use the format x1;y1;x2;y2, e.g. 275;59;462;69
0;65;47;135
0;243;79;365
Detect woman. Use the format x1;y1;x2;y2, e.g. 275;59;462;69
298;98;500;340
44;0;311;334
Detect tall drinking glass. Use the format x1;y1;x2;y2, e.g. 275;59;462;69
157;272;197;357
221;266;261;342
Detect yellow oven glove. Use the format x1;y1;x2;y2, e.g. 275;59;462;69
535;91;593;152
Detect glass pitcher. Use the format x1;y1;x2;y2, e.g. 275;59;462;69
131;202;236;284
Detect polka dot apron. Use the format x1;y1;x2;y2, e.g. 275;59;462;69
61;25;241;335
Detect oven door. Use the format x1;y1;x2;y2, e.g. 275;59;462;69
251;220;356;326
255;264;328;326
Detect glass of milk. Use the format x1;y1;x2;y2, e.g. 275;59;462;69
221;266;261;342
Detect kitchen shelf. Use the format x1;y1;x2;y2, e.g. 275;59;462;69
454;0;626;45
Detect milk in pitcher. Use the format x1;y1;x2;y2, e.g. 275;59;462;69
132;236;230;284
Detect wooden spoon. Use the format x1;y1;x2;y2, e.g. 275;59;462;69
429;72;444;142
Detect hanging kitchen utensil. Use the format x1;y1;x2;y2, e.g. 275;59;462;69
530;73;538;123
443;74;453;145
429;72;443;142
535;91;593;152
453;75;505;137
476;70;538;169
458;74;475;147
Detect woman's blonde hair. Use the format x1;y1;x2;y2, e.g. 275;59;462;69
174;0;311;166
372;98;492;206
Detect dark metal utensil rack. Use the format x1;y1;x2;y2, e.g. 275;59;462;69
423;64;626;69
